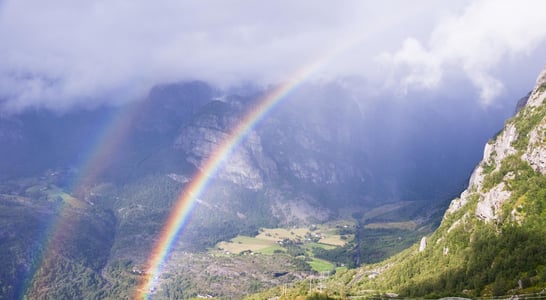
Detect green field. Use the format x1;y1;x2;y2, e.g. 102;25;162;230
216;235;280;254
212;222;355;273
256;227;308;241
258;245;286;254
308;258;335;272
216;223;353;253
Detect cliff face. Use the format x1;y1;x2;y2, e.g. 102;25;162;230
170;90;374;224
346;65;546;297
174;100;277;190
173;92;369;196
447;65;546;223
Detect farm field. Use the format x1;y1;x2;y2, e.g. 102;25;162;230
212;221;356;271
308;258;335;272
216;235;283;254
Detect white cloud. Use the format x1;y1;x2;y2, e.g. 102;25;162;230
381;0;546;105
0;0;544;111
0;0;461;111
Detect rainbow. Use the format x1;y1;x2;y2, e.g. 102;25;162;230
19;35;359;298
22;102;145;297
69;105;142;194
134;54;340;298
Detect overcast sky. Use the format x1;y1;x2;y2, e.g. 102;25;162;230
1;0;546;112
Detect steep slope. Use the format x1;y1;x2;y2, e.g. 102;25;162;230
340;66;546;298
173;89;371;220
0;175;116;299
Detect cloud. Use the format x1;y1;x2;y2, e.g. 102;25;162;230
381;0;546;105
0;0;544;112
0;0;460;111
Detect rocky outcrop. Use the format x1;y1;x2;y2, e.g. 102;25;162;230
482;124;519;169
475;182;511;222
174;93;368;194
522;122;546;174
446;191;470;215
418;237;427;252
174;101;277;190
520;68;546;174
446;64;546;223
526;66;546;108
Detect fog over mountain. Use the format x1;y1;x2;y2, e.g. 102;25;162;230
1;0;546;112
3;0;544;201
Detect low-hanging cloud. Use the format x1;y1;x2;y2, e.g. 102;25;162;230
0;0;545;112
381;0;546;105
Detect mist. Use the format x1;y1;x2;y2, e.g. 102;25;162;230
0;0;545;112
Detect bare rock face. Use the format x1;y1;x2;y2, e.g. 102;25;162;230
526;66;546;108
418;237;427;252
522;122;546;174
174;93;368;195
446;190;470;215
446;122;517;218
475;182;511;222
520;68;546;174
174;101;277;190
483;124;519;168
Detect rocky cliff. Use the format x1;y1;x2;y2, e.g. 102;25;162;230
172;90;370;209
174;100;277;190
447;65;546;223
339;65;546;298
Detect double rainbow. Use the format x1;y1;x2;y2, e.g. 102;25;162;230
134;55;337;298
19;34;359;299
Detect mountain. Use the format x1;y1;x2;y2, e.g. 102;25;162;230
0;78;511;299
173;87;370;210
257;65;546;299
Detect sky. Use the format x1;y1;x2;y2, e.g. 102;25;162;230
1;0;546;112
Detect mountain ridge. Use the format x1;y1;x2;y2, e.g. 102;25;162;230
0;77;519;299
258;64;546;299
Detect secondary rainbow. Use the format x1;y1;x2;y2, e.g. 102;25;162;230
23;102;146;297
